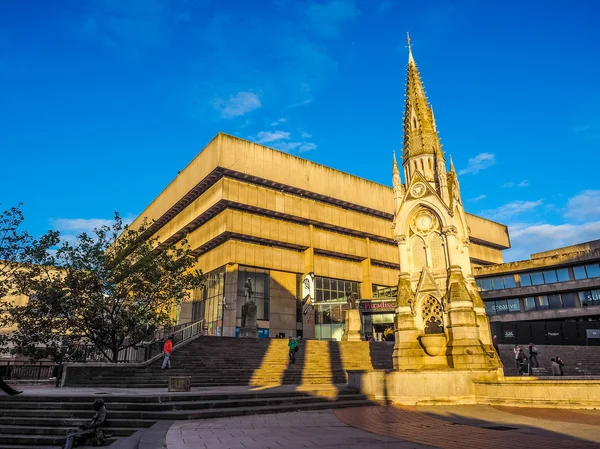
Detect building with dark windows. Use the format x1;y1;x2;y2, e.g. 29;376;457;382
126;132;510;340
474;240;600;346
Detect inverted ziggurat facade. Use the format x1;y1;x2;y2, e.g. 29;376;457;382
128;41;510;343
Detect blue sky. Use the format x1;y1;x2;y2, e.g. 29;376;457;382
1;0;599;262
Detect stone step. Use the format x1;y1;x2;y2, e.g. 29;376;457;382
0;425;134;437
0;416;155;428
0;434;118;447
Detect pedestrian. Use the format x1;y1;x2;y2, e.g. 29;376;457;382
556;356;565;376
513;344;521;368
161;335;173;369
528;342;539;367
550;358;561;376
492;335;499;354
0;378;22;396
517;349;530;375
288;336;299;364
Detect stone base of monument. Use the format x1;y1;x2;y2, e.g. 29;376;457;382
238;326;258;338
342;309;362;341
348;369;600;408
168;376;191;392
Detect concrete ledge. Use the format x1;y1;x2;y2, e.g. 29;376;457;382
349;369;600;409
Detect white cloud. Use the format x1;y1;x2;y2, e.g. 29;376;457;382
211;92;261;119
469;194;486;202
298;143;317;153
458;152;496;175
52;218;114;233
257;130;291;143
565;190;600;222
304;0;360;38
254;129;317;154
286;99;313;109
270;118;288;126
300;131;313;139
479;199;543;221
504;221;600;262
502;180;529;188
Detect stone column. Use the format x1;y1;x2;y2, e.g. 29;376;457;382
222;264;239;337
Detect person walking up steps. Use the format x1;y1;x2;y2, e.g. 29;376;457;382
288;336;299;364
0;378;22;396
528;342;539;367
161;335;173;369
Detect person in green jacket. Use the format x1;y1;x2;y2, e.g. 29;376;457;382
288;336;299;364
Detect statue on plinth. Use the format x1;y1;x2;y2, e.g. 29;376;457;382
346;288;358;309
244;278;253;303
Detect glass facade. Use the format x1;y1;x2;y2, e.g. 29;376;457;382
191;266;225;336
314;276;359;341
486;290;593;315
477;262;600;291
237;267;270;321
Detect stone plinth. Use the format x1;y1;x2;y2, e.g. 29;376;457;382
168;376;191;392
348;369;501;405
342;309;362;341
239;302;258;338
349;370;600;409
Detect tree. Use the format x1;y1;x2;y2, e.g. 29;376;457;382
0;204;59;351
7;213;204;362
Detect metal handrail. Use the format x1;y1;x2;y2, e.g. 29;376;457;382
67;320;204;364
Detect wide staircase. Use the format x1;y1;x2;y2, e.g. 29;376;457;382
0;386;369;448
64;337;395;388
498;344;600;376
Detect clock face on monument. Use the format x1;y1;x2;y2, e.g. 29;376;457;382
411;182;426;198
414;211;435;233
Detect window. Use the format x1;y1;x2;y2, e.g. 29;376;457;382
507;298;520;313
490;276;505;290
573;265;587;280
530;272;544;285
581;290;600;306
237;268;270;320
585;263;600;278
485;301;496;315
556;268;570;282
479;278;493;291
192;267;225;335
561;292;577;309
524;297;536;311
519;273;532;286
494;300;509;314
542;270;558;284
536;295;549;310
314;276;359;303
548;294;562;309
503;276;517;289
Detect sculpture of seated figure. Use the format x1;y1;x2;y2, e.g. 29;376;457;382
63;398;107;448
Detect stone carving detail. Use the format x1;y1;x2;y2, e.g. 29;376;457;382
395;235;407;244
441;225;458;236
422;296;444;334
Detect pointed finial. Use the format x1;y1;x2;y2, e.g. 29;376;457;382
449;155;455;171
393;150;400;174
406;32;414;63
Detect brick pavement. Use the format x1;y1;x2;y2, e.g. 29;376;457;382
165;410;435;449
335;406;600;449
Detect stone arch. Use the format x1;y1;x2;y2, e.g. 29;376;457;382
410;235;427;271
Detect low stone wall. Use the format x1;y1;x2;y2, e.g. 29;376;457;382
474;378;600;409
348;370;600;408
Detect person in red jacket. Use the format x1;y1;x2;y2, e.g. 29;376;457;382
161;336;173;369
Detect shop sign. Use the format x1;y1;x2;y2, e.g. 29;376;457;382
360;301;395;311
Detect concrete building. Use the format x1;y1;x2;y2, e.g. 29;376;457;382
128;129;509;340
474;240;600;346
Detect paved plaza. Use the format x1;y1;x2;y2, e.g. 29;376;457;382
166;405;600;449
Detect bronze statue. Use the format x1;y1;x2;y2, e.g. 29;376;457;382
63;398;107;448
244;278;253;303
346;288;358;310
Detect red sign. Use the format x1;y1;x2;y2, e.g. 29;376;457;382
360;301;395;311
